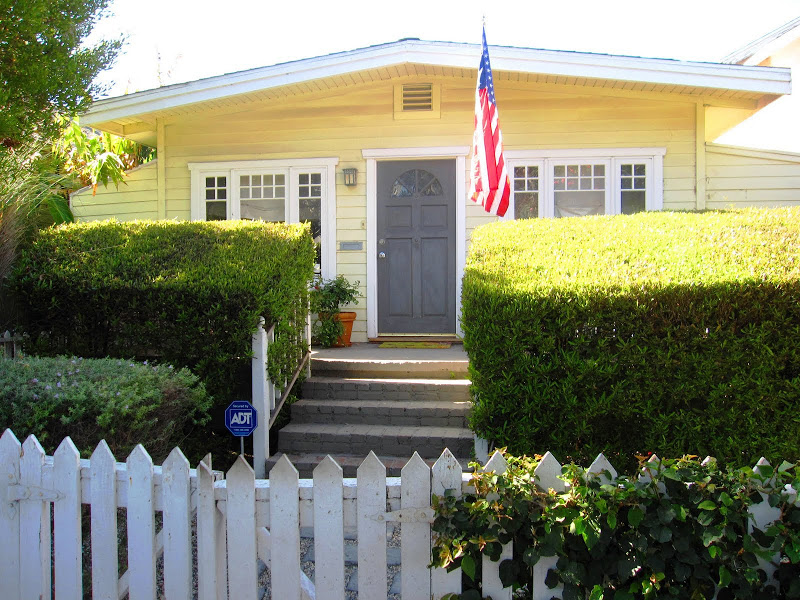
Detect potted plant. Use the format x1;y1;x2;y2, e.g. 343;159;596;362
310;275;360;347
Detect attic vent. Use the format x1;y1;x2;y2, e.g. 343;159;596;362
394;83;440;120
401;84;434;111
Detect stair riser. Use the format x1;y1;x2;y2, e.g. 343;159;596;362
291;410;469;427
278;431;473;459
301;383;470;402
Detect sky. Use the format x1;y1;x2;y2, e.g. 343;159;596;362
86;0;800;150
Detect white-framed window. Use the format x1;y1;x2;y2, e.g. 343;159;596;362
189;158;338;277
504;148;664;220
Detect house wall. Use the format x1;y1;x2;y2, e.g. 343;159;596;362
75;76;700;341
71;160;159;221
706;143;800;208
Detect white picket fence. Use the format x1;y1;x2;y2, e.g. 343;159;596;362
0;429;794;600
1;330;23;358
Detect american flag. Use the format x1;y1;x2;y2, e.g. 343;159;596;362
469;27;510;218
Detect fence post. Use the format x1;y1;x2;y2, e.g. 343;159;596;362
401;452;432;600
20;435;50;600
532;452;565;599
431;449;463;597
0;430;21;599
54;437;82;599
270;455;302;600
163;447;192;600
357;452;388;599
196;456;222;600
305;306;312;378
313;456;345;600
481;451;513;600
252;317;269;478
91;440;119;599
227;456;257;600
127;445;157;600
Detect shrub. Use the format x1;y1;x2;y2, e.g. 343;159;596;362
0;355;212;462
431;452;800;599
9;219;315;409
462;208;800;469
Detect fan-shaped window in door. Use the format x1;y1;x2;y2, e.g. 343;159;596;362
391;169;443;198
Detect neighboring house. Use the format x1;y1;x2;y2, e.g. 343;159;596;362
74;38;792;342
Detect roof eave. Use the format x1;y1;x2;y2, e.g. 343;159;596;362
82;40;793;126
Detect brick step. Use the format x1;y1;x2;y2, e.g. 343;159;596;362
301;376;471;401
277;423;474;461
265;451;469;478
290;399;470;427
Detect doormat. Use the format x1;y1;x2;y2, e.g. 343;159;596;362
379;341;451;349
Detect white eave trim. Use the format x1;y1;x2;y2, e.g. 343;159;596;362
83;40;792;126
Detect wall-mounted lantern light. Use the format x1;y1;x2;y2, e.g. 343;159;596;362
343;168;358;187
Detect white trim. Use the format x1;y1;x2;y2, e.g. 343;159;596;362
188;158;339;279
505;147;666;159
362;146;470;159
83;39;791;126
455;155;466;338
365;149;467;339
366;158;378;339
706;143;800;163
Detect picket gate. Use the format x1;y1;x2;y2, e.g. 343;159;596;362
0;429;795;600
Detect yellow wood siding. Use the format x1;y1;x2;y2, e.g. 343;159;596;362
77;76;704;341
706;144;800;208
71;161;159;222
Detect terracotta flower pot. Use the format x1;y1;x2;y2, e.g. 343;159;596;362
333;311;357;347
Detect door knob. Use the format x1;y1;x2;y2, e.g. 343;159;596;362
378;252;386;259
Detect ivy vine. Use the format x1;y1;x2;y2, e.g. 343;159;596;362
431;452;800;599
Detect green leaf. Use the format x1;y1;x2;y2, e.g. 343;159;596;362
628;507;644;528
461;554;476;581
589;585;604;600
614;590;635;600
46;196;74;224
545;568;560;589
698;500;717;511
607;512;617;529
718;565;732;588
708;545;720;559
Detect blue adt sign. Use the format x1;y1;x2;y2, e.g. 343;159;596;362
225;400;258;437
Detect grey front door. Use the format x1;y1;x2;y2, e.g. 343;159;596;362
377;160;456;334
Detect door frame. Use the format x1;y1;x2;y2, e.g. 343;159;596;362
363;146;469;339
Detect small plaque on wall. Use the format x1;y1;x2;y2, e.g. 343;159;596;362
339;242;363;251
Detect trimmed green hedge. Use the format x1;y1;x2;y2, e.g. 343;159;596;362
462;208;800;469
0;356;212;462
10;219;315;408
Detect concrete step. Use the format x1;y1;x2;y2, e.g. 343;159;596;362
311;349;469;380
277;422;474;461
266;451;469;478
290;399;470;426
301;376;471;401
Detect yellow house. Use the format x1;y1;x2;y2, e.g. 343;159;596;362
74;38;792;342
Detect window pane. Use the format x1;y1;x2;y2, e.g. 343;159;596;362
310;173;321;185
555;191;605;218
567;178;578;190
515;192;538;219
634;164;646;176
299;186;309;198
205;177;215;187
240;175;250;186
634;177;646;190
205;189;216;200
514;166;525;178
554;165;565;177
594;178;605;190
206;201;226;220
276;174;285;185
527;166;538;178
580;165;592;177
593;165;604;177
567;165;578;177
276;186;285;198
240;188;250;199
217;177;226;187
299;173;309;185
529;179;539;191
514;178;525;191
218;189;227;200
241;199;284;221
621;191;646;214
311;185;322;196
621;178;632;190
580;178;592;190
621;164;632;176
554;178;565;191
